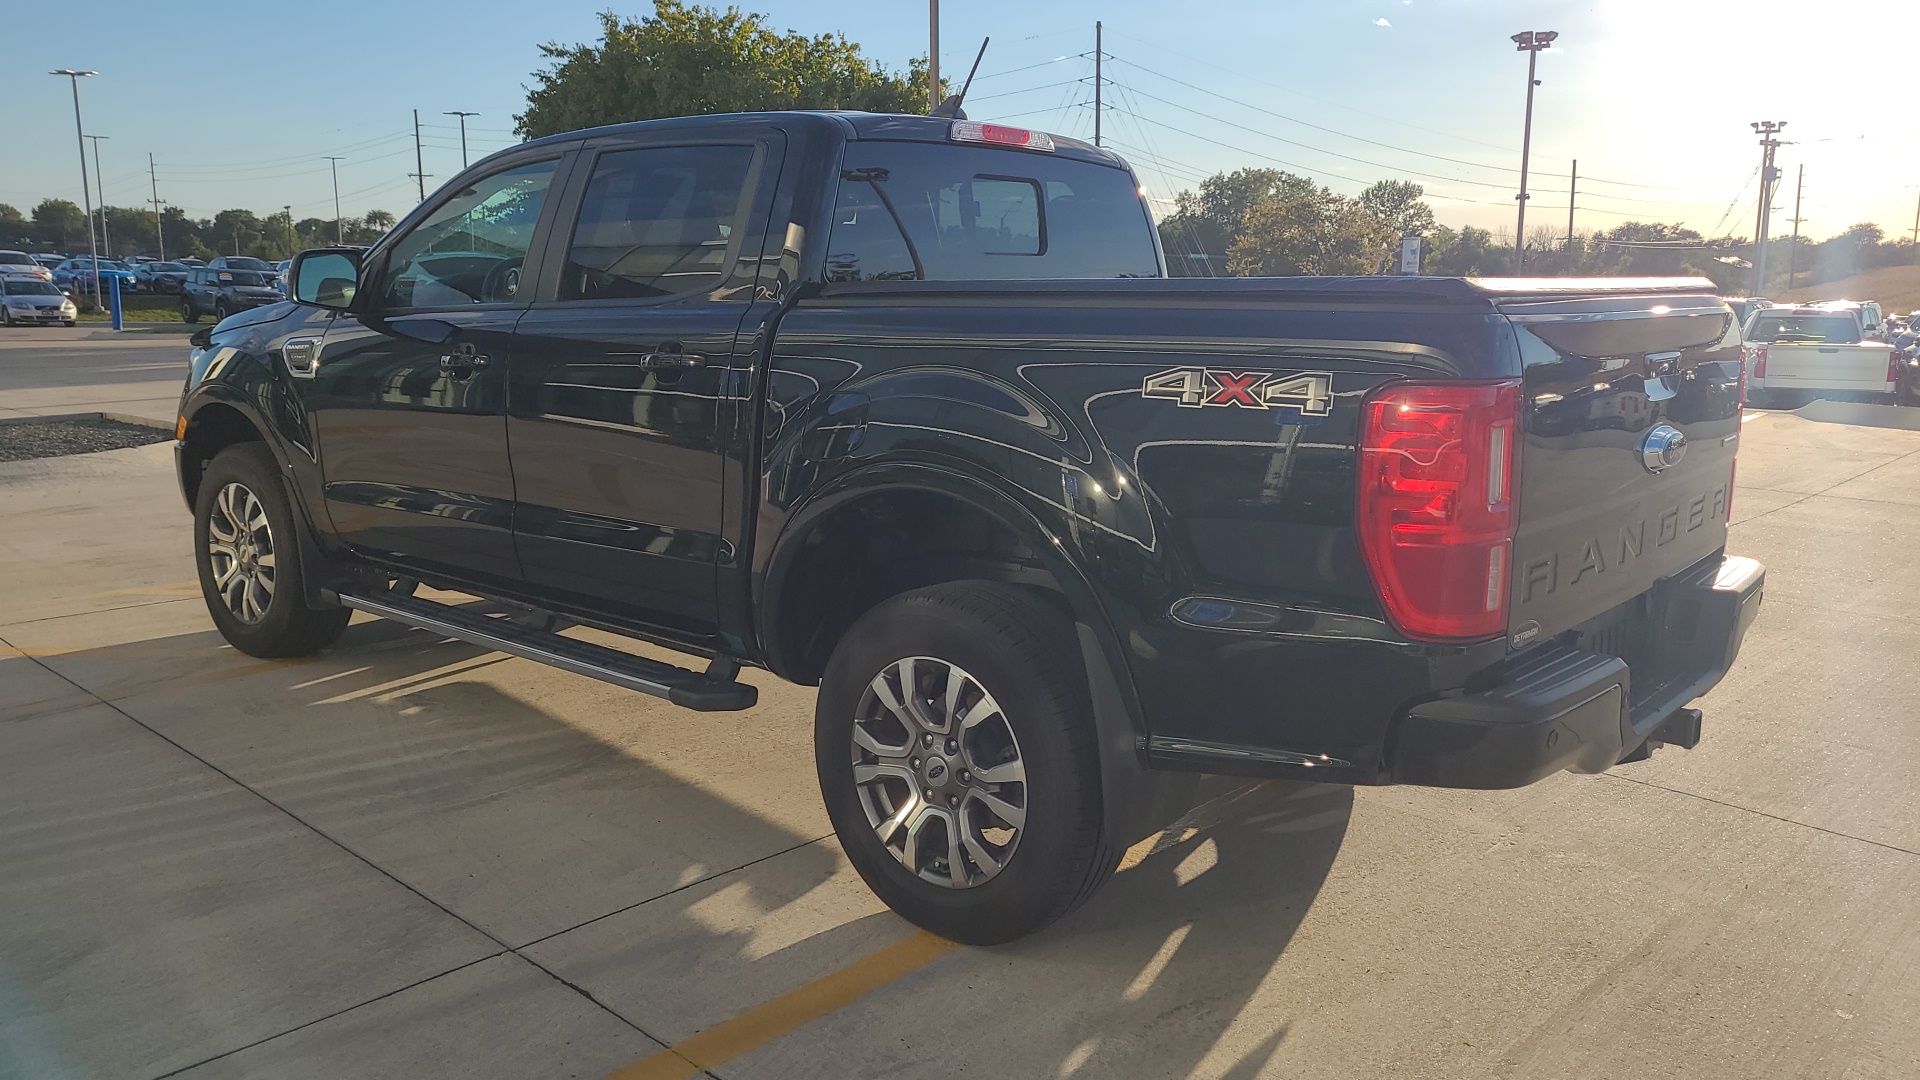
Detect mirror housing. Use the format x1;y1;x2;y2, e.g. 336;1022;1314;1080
290;247;364;310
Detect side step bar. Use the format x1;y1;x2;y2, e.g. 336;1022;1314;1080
337;589;757;712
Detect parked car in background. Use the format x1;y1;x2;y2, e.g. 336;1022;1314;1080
0;276;79;326
178;258;207;269
1723;297;1771;334
1744;306;1900;406
1807;299;1886;339
179;266;284;323
53;257;136;294
0;250;55;282
206;256;275;274
134;261;192;294
31;254;65;269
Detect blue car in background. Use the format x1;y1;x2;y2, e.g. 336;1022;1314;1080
53;257;138;294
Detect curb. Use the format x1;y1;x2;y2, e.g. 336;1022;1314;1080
0;411;175;432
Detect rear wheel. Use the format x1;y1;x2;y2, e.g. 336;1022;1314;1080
181;298;199;324
213;300;229;322
193;443;350;657
816;581;1115;945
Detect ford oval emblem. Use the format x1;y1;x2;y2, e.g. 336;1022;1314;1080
1639;424;1688;472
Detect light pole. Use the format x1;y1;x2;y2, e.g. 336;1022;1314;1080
84;134;111;258
1510;30;1558;275
928;0;941;113
443;111;479;169
1750;121;1786;297
50;69;102;310
323;156;345;244
283;205;293;256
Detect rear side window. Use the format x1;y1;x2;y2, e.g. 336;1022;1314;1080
1749;314;1861;345
826;142;1160;281
560;144;757;301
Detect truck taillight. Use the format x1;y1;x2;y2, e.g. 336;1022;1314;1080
1752;346;1767;380
1356;380;1522;642
1889;352;1903;385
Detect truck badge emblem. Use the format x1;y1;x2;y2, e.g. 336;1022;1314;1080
1142;368;1334;415
1639;424;1688;472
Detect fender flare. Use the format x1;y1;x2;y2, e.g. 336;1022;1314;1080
759;459;1193;847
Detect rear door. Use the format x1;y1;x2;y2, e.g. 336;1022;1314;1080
1503;290;1742;645
506;133;780;636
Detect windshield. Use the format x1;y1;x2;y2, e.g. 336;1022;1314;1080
1749;314;1862;344
217;271;271;287
151;262;187;272
221;258;272;271
0;253;34;266
5;280;62;296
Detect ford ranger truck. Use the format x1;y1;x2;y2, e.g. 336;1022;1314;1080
173;112;1764;944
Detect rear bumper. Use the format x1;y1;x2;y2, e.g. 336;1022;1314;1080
1387;554;1764;789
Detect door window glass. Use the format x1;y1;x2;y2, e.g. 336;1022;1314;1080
561;145;757;301
381;159;557;309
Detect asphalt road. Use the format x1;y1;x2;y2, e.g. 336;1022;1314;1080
2;339;1917;1079
0;326;192;425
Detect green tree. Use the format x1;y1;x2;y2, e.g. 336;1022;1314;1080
1157;168;1316;271
1424;225;1510;276
1227;183;1393;276
32;199;86;250
1357;180;1435;239
517;1;928;139
211;209;264;257
0;203;27;244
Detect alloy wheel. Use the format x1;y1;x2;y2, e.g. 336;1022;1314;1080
851;656;1028;889
205;482;276;624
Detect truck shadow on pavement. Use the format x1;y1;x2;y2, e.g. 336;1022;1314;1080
7;613;1352;1078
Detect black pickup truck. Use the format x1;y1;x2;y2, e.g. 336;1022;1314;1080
174;111;1763;944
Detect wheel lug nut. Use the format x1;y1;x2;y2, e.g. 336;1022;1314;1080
947;795;959;807
945;739;958;754
911;758;920;768
922;733;934;747
959;771;971;784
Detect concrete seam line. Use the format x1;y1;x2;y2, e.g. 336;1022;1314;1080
1732;443;1920;527
0;595;199;631
600;932;962;1080
143;951;510;1080
0;633;681;1065
1602;772;1920;859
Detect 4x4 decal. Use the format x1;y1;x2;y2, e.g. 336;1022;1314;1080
1142;367;1334;415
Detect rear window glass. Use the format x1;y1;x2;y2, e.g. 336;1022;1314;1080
826;142;1160;282
1748;314;1861;344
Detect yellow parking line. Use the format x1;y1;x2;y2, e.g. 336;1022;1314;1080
602;930;960;1080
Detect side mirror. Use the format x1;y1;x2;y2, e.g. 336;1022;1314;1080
291;247;363;310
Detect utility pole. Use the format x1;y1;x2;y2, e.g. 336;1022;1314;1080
51;70;103;310
1787;165;1805;291
283;204;293;256
85;134;111;257
323;156;345;244
412;109;427;202
1094;22;1104;148
1750;121;1786;297
1566;159;1577;248
148;153;164;260
1510;30;1559;274
928;0;941;113
444;111;478;169
1910;188;1919;249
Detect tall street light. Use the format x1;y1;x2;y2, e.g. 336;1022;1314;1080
323;156;345;244
1510;30;1558;275
443;111;479;169
50;69;102;310
84;134;111;258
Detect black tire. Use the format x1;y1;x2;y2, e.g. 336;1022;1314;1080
181;298;199;324
62;320;76;328
193;443;350;658
816;581;1115;945
214;301;229;322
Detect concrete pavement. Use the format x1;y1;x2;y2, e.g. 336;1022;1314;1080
2;406;1918;1079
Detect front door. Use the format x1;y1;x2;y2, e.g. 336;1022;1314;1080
310;156;564;587
508;138;774;636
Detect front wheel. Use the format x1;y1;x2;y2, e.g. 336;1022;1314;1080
181;298;199;324
816;581;1115;945
193;443;350;657
213;301;229;322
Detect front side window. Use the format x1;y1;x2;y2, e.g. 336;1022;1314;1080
560;144;757;301
381;159;557;309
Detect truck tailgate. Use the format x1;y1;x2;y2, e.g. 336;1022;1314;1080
1765;342;1893;392
1500;289;1742;645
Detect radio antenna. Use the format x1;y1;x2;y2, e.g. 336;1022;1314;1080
931;37;989;119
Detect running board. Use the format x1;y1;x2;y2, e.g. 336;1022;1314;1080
337;589;757;712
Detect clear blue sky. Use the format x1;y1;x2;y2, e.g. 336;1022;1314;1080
7;0;1915;244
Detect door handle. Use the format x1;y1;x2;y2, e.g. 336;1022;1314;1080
636;350;706;370
439;342;490;378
